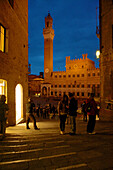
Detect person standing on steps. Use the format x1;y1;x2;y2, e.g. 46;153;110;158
0;95;9;137
26;97;40;130
58;94;68;135
68;93;78;135
86;93;97;134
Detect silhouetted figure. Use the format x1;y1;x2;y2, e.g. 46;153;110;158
0;95;9;137
36;106;40;117
52;105;55;116
40;107;43;117
58;94;68;135
43;107;46;119
86;93;97;134
69;93;78;135
26;98;39;130
97;103;100;118
81;101;87;122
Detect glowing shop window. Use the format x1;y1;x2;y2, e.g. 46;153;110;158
0;79;7;102
0;25;5;52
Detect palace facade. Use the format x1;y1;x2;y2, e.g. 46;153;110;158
41;13;100;100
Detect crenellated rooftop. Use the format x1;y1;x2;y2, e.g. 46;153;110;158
66;54;94;63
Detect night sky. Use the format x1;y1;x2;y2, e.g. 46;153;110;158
28;0;99;75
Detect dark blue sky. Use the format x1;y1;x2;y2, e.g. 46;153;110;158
28;0;99;75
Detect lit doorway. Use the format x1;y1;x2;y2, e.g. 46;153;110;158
15;84;23;123
0;79;7;102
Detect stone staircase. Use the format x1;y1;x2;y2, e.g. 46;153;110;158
0;134;80;170
0;121;87;170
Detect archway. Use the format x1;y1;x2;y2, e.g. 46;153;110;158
15;84;23;123
42;86;47;96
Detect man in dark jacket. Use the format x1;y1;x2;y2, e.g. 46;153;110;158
69;93;78;135
26;98;39;130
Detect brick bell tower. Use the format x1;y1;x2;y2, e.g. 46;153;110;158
43;12;55;81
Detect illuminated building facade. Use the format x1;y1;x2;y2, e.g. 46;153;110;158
49;55;100;99
28;73;44;97
99;0;113;120
41;13;100;99
0;0;28;125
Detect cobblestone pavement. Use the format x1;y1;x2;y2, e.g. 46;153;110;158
0;116;113;170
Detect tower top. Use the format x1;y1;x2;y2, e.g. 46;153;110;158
45;12;53;20
48;11;50;16
45;12;53;29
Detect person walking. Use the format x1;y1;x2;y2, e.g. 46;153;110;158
26;97;39;130
86;93;97;134
69;93;78;135
36;106;40;118
58;94;68;135
0;95;9;137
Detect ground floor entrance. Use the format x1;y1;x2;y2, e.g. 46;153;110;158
15;84;23;124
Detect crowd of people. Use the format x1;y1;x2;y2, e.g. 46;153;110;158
58;92;99;135
0;93;100;137
36;104;57;119
26;93;99;135
26;98;58;130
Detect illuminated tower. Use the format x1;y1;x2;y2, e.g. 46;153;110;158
43;12;55;80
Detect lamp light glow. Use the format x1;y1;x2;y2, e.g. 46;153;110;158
96;50;100;59
15;84;23;122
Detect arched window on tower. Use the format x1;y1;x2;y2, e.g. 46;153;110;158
47;22;49;27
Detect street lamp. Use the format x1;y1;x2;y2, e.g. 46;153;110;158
96;50;100;59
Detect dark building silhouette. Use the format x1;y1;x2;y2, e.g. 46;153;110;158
99;0;113;120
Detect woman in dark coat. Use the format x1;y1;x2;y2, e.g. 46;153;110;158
86;93;97;134
58;94;68;135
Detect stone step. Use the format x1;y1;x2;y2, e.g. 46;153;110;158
0;144;71;162
0;135;63;146
0;121;89;169
4;134;61;142
5;133;60;140
0;152;80;170
0;140;65;152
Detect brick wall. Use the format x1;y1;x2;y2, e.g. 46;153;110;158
0;0;28;125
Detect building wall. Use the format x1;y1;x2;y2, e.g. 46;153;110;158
100;0;113;120
49;54;100;99
0;0;28;125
